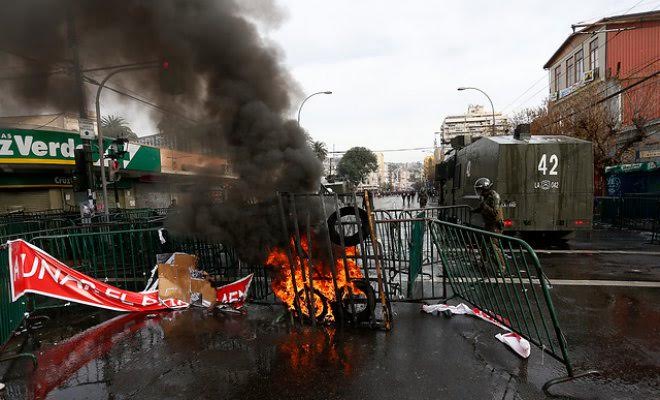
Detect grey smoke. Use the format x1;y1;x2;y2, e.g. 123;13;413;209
0;0;323;262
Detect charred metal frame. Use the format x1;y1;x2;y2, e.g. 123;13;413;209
275;191;391;329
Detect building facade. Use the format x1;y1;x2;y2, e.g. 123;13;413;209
364;152;386;188
440;105;510;155
0;122;234;212
543;10;660;164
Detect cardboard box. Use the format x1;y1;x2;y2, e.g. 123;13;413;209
157;253;216;308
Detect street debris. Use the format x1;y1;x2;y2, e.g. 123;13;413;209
6;239;252;313
422;303;531;358
157;252;253;310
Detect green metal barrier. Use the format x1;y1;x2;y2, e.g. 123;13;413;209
428;218;598;391
24;228;270;308
371;216;443;301
0;244;27;348
375;205;471;224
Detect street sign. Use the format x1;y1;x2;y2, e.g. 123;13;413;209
78;118;96;139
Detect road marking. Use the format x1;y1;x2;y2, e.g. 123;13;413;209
450;277;660;288
536;249;660;256
546;279;660;287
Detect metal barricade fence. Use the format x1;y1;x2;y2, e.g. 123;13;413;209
373;206;471;301
375;205;471;224
0;246;27;349
428;218;596;388
0;227;271;330
594;195;660;232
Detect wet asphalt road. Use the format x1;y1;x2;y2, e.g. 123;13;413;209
0;197;658;399
1;290;658;400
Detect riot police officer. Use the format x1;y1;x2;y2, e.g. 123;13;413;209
471;177;504;233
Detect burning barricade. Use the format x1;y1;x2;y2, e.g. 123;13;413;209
265;192;391;328
266;235;376;324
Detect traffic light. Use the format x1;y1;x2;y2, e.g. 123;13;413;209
73;148;91;191
159;57;185;95
108;159;120;183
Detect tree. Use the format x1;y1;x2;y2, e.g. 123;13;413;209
100;115;138;140
337;147;378;186
312;141;328;161
510;105;548;130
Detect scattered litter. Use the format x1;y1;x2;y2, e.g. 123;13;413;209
158;228;167;244
0;382;5;391
495;332;530;358
422;302;531;358
157;252;253;310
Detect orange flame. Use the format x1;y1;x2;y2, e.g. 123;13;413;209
265;235;364;322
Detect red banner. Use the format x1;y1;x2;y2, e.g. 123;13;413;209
216;273;253;309
8;239;187;311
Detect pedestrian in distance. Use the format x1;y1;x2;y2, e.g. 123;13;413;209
419;189;428;208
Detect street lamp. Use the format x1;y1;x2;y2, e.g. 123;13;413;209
89;62;159;219
457;87;496;136
297;91;332;127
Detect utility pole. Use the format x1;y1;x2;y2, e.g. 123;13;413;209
330;143;335;176
67;3;95;219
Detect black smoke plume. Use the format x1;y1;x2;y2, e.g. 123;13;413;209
0;0;323;262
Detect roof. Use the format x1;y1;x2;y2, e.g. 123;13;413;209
543;10;660;69
487;135;591;145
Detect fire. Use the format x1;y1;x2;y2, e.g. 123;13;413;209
266;235;365;323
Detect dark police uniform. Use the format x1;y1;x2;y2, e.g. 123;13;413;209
473;189;504;233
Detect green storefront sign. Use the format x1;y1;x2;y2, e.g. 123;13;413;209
0;128;161;172
605;161;658;174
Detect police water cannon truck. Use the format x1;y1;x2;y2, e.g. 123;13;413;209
435;128;593;238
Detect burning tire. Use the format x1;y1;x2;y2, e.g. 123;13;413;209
327;206;370;246
338;279;376;324
296;288;329;322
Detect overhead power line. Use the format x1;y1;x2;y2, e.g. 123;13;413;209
502;2;653;112
82;76;199;124
537;68;659;130
329;147;434;154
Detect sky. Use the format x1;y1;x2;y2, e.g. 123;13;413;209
104;0;660;162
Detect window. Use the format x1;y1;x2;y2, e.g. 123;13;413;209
589;38;599;71
575;49;584;82
566;56;574;86
554;66;561;91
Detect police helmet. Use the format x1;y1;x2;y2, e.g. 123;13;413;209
474;177;493;196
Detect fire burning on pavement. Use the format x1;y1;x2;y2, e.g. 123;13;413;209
266;235;368;323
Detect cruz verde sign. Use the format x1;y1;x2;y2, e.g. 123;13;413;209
0;128;161;172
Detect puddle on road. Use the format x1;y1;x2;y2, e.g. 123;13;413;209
0;301;657;399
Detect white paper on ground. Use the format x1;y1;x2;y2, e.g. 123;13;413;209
421;303;472;315
496;332;531;358
422;302;531;358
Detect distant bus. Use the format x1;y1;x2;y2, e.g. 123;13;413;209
435;134;593;239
